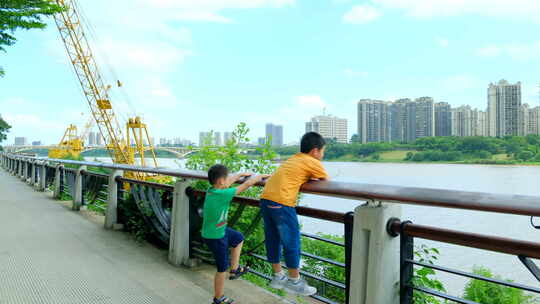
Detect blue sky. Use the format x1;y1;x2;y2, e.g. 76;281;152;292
1;0;540;145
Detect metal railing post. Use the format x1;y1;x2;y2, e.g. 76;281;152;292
105;169;123;229
344;211;354;304
53;164;63;199
39;162;47;191
349;202;401;304
168;179;191;267
400;222;414;304
73;165;87;211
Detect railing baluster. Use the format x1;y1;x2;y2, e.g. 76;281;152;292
399;221;414;304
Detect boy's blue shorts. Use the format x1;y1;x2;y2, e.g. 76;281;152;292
203;228;244;273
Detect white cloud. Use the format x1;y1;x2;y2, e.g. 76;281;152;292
343;5;381;24
443;75;479;91
476;42;540;61
344;68;369;78
371;0;540;21
477;45;501;57
436;37;449;48
98;38;193;72
296;95;327;109
139;0;295;23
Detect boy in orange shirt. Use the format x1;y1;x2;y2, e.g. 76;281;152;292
260;132;329;296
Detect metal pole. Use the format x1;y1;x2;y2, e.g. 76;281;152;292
400;221;414;304
344;211;354;304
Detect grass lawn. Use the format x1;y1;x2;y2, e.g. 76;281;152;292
379;150;414;161
493;154;511;160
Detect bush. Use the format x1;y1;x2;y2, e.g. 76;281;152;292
463;266;536;304
405;152;414;160
517;151;535;162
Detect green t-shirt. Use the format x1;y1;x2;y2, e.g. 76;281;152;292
201;187;237;239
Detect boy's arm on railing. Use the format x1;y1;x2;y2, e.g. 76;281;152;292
225;172;252;188
235;175;270;195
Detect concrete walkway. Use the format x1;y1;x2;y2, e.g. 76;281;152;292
0;170;284;304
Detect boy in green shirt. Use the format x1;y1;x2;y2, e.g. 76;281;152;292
202;164;268;304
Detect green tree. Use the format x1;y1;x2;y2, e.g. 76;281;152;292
1;0;65;76
0;115;11;144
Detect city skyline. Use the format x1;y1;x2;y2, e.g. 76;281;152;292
2;0;540;145
358;80;540;144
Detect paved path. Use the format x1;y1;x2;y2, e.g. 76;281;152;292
0;170;284;304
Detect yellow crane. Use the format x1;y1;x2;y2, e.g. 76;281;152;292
53;0;159;179
48;124;84;159
48;116;93;159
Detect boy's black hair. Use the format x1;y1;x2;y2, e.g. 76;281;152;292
300;132;326;153
208;164;229;186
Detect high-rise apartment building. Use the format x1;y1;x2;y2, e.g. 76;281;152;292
529;107;540;135
199;132;211;147
88;132;96;146
487;80;521;137
224;132;233;145
519;104;530;136
96;134;104;146
414;97;436;140
214;132;222;146
434;102;452;137
473;110;488;136
199;132;224;146
265;124;283;146
14;137;28;146
357;99;391;143
306;115;348;143
452;106;474;137
389;99;410;142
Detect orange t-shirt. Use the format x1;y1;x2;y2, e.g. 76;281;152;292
261;153;329;207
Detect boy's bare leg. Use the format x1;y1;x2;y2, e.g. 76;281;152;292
272;263;282;274
230;241;244;271
272;264;299;278
288;268;300;279
214;272;226;299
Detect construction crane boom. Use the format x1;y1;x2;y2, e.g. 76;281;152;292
54;0;131;164
52;0;161;179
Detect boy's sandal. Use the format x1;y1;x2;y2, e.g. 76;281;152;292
229;265;249;280
213;296;236;304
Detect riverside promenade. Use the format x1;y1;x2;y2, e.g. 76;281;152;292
0;169;282;304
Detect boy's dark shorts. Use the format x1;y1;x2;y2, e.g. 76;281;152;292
203;228;244;272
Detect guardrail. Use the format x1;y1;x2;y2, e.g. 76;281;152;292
2;153;540;304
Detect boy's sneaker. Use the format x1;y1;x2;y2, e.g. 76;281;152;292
269;273;288;289
284;278;317;296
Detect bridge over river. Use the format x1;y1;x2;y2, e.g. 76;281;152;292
2;153;540;304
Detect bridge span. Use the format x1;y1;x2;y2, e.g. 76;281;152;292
2;153;540;304
3;145;197;158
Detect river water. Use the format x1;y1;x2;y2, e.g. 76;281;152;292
86;157;540;296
